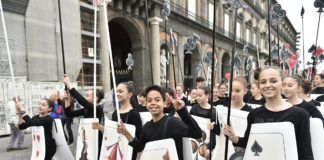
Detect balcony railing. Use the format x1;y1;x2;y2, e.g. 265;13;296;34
77;74;103;87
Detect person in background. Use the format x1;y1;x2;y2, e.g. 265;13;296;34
49;94;61;119
196;77;206;89
164;88;176;116
311;74;324;94
297;76;321;106
61;97;74;146
176;84;189;105
128;81;139;109
188;88;198;106
248;82;265;105
218;83;228;101
5;96;27;151
136;90;148;112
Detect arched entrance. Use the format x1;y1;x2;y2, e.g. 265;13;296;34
222;52;231;82
108;17;144;86
183;48;201;89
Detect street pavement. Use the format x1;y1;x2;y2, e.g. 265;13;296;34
0;118;79;160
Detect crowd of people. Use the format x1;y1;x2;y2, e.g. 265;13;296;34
5;66;324;160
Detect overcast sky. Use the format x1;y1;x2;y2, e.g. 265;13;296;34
277;0;324;72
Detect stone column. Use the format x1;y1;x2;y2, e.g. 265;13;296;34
178;34;185;84
99;5;111;92
149;17;163;85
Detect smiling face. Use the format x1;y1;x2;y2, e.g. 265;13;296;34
196;89;209;105
231;81;247;104
190;89;197;99
282;77;300;99
314;75;323;86
146;90;165;117
219;84;227;97
259;68;282;99
117;83;132;104
38;99;53;115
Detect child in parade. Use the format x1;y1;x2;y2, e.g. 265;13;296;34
190;85;216;158
176;84;189;105
298;79;321;106
163;88;176;116
311;74;324;94
218;83;228;101
188;88;198;106
62;74;104;159
247;82;265;105
117;85;202;160
17;98;56;160
223;67;314;160
283;76;324;126
92;82;142;160
136;90;148;112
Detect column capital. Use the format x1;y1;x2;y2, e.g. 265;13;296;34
149;17;163;25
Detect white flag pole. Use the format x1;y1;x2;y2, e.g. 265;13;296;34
93;1;98;119
102;0;121;123
0;1;18;101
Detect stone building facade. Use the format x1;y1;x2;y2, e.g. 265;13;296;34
0;0;298;91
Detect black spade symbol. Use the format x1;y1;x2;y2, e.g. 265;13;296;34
251;140;263;156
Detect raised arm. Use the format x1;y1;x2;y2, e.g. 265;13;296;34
63;75;94;111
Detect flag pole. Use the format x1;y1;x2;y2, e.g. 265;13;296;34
93;2;98;119
311;1;323;82
209;0;217;159
0;0;18;101
301;6;305;71
102;0;121;122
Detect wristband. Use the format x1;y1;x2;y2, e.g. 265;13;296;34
19;111;26;116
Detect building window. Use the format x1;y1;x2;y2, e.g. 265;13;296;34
224;13;230;36
236;22;241;38
253;33;256;45
246;29;250;42
188;0;196;20
261;38;264;49
208;3;214;29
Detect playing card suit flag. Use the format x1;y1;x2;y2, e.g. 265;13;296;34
309;72;313;78
316;46;324;57
287;59;297;69
291;54;298;60
308;66;312;72
285;43;290;49
226;73;231;81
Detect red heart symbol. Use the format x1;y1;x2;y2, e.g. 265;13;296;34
36;151;39;157
105;136;107;141
299;60;301;64
264;65;269;69
285;43;290;49
225;73;231;80
309;72;313;78
284;70;289;76
291;54;298;60
37;135;40;143
287;59;297;69
316;46;324;57
308;66;311;72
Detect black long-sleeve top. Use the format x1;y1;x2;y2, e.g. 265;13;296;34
112;109;142;138
64;88;103;122
236;106;314;160
311;87;324;94
19;115;56;155
247;96;266;105
190;104;216;150
129;107;202;160
163;103;176;116
309;99;321;107
296;100;324;127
